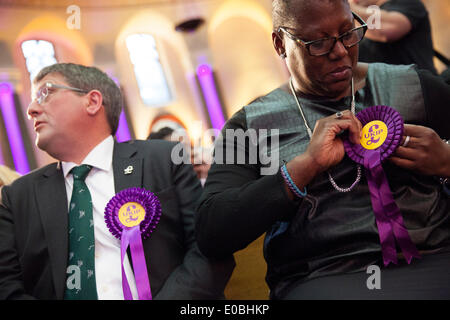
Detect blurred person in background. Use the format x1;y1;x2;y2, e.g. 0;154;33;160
147;127;175;141
0;165;21;204
350;0;437;74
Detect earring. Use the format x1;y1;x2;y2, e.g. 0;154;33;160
280;52;287;59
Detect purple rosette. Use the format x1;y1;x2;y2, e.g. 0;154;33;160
343;105;420;266
344;105;404;164
105;187;161;240
104;187;161;300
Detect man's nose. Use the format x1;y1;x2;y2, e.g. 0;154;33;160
27;99;41;119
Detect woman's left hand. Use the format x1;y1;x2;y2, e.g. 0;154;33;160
389;124;450;177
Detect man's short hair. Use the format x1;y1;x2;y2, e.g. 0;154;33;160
34;63;123;135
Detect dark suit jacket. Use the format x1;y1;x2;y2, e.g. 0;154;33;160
0;139;234;300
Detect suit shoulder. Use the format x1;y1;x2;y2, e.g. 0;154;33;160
121;139;178;153
3;162;58;191
119;140;183;164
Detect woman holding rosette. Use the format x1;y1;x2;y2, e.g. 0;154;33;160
196;0;450;299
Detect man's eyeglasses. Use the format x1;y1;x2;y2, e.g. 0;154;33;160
278;12;368;56
34;82;88;105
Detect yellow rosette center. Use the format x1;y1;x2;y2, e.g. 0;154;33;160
360;120;388;150
118;202;146;228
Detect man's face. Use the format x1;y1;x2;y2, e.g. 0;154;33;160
281;1;359;98
27;73;87;157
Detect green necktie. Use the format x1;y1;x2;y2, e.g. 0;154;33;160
64;165;98;300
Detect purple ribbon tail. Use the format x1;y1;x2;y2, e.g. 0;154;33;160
121;229;133;300
129;226;152;300
364;150;420;266
391;215;422;264
120;227;153;300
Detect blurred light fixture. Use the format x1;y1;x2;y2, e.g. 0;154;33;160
0;82;30;174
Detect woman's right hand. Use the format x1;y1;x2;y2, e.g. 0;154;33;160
283;110;362;199
304;109;362;174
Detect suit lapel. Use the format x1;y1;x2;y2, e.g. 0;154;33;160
112;142;145;274
35;163;68;299
112;142;143;193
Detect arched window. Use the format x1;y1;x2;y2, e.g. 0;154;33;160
126;33;172;107
21;40;57;83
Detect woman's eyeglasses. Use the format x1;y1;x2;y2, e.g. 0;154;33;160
278;12;368;56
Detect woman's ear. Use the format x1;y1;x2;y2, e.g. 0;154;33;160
85;90;103;115
272;31;286;59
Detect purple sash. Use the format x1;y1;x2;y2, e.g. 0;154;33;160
344;105;420;266
104;188;161;299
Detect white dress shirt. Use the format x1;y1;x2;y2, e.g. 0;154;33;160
62;136;139;300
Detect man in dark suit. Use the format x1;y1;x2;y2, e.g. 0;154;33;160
0;63;234;300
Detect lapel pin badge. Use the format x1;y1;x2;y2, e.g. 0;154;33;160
124;165;133;175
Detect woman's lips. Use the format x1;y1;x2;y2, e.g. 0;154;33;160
328;67;351;81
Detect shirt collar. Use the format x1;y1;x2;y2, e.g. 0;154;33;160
62;136;114;178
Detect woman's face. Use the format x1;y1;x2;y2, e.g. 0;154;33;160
277;1;360;99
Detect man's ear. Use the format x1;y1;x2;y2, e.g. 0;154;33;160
85;90;103;115
272;31;286;58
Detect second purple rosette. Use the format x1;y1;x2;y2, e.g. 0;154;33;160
104;187;161;300
343;105;420;266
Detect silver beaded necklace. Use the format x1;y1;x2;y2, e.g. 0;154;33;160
289;77;361;192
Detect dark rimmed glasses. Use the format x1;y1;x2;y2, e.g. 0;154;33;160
278;12;368;56
34;82;88;105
